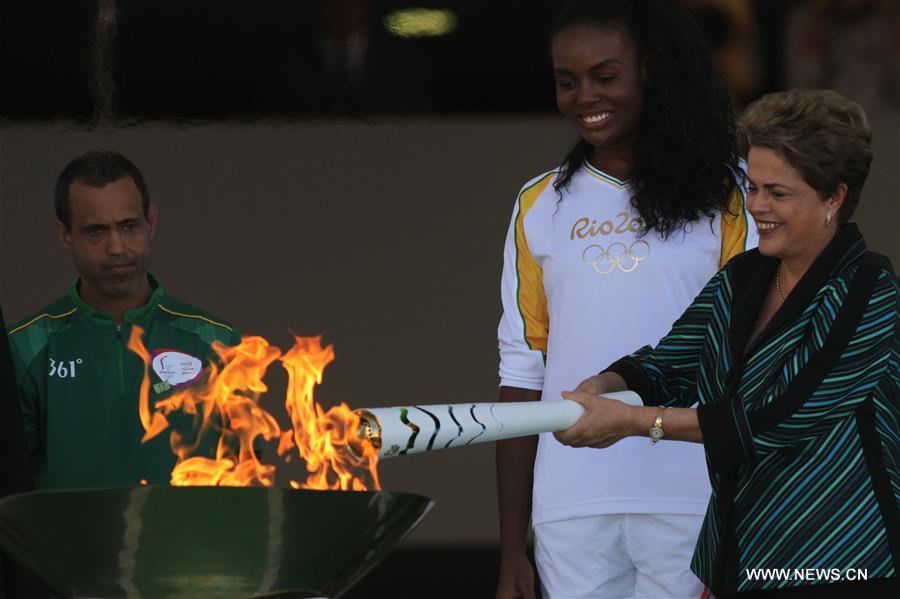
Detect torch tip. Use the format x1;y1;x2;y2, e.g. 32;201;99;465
347;410;382;460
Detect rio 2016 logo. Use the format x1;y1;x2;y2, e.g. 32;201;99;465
570;212;643;239
48;358;83;378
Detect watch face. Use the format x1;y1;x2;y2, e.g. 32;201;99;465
649;426;664;442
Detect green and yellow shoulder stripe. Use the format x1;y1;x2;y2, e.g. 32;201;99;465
513;170;556;356
155;296;240;347
7;297;79;370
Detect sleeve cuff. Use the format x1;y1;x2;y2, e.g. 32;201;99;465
603;358;657;406
697;397;756;472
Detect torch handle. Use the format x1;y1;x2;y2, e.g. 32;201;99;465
356;391;642;459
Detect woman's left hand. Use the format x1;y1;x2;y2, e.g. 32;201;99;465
554;390;638;448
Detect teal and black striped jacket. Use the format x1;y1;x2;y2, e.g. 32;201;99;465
607;224;899;595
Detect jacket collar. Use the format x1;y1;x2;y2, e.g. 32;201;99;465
729;223;867;359
69;273;165;324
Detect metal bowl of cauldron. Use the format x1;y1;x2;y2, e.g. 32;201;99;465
0;486;433;598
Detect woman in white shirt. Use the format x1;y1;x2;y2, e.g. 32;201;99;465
495;1;755;597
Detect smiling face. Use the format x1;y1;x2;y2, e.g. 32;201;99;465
552;24;645;164
746;147;845;269
56;176;157;307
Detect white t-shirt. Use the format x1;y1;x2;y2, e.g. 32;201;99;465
498;163;757;526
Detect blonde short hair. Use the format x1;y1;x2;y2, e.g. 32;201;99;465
738;89;872;223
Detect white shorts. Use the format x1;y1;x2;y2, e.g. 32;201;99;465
534;513;705;599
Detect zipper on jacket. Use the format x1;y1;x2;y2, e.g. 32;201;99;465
116;324;125;399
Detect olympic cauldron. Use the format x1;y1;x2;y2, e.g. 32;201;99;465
0;392;643;597
0;486;432;598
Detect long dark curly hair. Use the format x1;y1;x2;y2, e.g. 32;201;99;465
551;0;740;238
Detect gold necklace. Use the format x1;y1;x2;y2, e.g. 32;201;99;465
775;264;785;303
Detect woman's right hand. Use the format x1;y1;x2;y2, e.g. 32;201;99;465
496;552;536;599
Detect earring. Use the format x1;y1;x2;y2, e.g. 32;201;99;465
825;209;833;227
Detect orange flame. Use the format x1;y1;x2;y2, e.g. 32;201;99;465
127;326;379;490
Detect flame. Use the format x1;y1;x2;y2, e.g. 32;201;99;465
280;336;380;490
127;326;379;490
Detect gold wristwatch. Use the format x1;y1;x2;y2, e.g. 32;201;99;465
649;406;666;444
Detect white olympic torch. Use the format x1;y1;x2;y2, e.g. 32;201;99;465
349;392;642;459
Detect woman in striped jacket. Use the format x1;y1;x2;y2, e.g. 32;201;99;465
556;89;899;598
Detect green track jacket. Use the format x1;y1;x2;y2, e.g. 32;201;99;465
8;276;240;489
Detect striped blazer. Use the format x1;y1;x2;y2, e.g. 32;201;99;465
607;223;899;595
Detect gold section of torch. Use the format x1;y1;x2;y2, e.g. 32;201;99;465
348;410;382;460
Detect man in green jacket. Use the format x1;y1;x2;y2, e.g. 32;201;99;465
8;150;241;489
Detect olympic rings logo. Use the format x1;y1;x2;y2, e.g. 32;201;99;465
582;240;651;274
